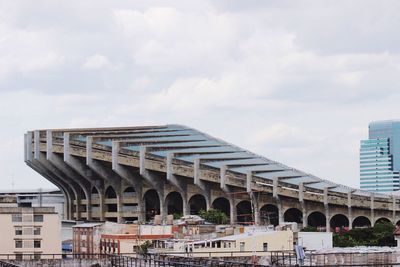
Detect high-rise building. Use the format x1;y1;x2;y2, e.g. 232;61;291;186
360;120;400;192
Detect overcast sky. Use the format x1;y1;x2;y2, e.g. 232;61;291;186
0;0;399;190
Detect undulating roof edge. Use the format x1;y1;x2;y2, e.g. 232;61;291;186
31;124;393;198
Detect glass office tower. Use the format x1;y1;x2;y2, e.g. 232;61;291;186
360;120;400;192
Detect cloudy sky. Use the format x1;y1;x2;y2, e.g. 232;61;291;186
0;0;399;190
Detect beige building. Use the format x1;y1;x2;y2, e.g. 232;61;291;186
0;207;61;260
154;230;294;257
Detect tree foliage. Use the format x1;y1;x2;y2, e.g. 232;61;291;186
198;209;229;224
333;221;396;247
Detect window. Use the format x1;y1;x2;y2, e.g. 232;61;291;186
15;227;22;235
263;242;268;252
240;242;245;252
34;240;41;248
34;254;41;260
34;215;43;222
34;227;41;235
15;240;22;248
15;254;23;261
12;214;22;222
23;215;33;222
23;227;33;235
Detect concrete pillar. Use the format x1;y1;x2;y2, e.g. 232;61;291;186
75;196;81;220
99;187;105;221
117;190;123;223
299;183;307;228
277;201;283;225
324;187;330;232
220;165;228;191
370;194;375;225
348;190;353;230
230;198;237;225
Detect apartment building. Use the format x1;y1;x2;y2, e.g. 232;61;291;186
0;207;61;260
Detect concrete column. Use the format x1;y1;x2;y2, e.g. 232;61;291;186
324;187;330;232
220;165;228;191
230;198;237;225
86;193;92;221
75;196;81;220
277;201;283;225
299;183;307;228
348;190;353;230
246;171;252;193
182;197;190;217
99;187;105;221
370;194;375;225
117;190;123;223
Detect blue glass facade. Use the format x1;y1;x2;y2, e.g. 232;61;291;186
360;121;400;192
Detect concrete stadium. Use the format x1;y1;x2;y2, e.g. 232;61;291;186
24;125;400;231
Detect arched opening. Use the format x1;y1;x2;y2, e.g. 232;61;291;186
91;187;99;196
105;186;118;215
123;187;136;198
122;187;138;222
375;217;391;225
90;187;101;221
352;216;371;229
330;214;349;230
105;186;117;199
260;204;279;226
189;194;207;215
236;201;252;224
396;220;400;226
143;189;160;221
165;191;183;216
284;208;302;224
212;197;231;219
307;211;326;229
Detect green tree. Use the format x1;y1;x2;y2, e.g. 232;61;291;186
198;209;229;224
333;221;396;247
138;240;152;255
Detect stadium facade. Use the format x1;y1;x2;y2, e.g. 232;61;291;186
25;124;400;231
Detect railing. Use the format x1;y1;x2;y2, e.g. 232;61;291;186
0;261;19;267
1;252;400;267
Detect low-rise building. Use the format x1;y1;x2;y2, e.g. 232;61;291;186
154;230;294;257
100;225;176;254
297;232;332;250
0;207;61;260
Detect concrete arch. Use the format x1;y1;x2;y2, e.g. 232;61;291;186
188;194;207;215
165;191;184;216
307;211;326;228
236;200;252;224
212;197;231;218
284;208;302;224
352;216;371;228
123;186;136;198
143;189;160;221
260;204;279;226
91;186;100;195
105;186;117;199
375;217;391;225
330;214;349;229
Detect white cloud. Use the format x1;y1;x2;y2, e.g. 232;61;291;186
81;54;110;70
